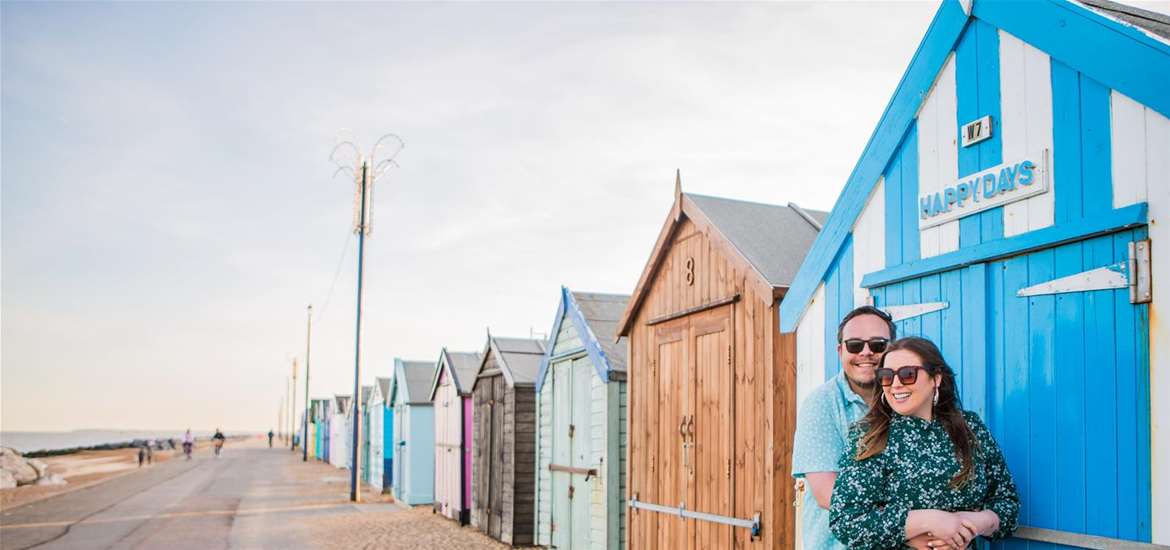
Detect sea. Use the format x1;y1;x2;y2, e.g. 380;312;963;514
0;430;228;454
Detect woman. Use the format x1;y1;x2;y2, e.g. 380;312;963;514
829;337;1019;550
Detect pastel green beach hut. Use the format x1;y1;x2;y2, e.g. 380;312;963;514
534;289;629;550
390;358;436;505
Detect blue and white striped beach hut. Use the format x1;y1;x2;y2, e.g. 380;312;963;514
780;1;1169;547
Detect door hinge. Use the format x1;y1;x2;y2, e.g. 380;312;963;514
727;345;732;367
726;458;731;479
1129;239;1152;304
568;424;575;438
568;485;575;499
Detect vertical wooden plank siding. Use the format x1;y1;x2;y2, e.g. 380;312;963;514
822;237;854;381
917;53;960;258
999;30;1054;237
873;228;1153;546
626;216;795;550
956;19;1005;246
536;363;555;546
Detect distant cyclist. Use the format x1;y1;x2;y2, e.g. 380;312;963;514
182;429;195;460
212;428;226;457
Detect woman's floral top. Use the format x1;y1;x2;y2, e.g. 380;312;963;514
829;410;1019;550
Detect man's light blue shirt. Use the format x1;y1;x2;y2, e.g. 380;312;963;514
792;371;870;550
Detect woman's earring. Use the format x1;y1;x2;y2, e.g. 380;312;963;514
933;387;939;406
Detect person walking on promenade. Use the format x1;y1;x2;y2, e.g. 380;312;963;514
212;428;226;458
268;430;274;448
137;445;146;468
830;337;1019;549
792;305;902;550
146;439;155;464
182;429;194;460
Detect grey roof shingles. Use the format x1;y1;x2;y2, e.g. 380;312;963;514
492;337;547;386
571;291;629;373
446;350;483;394
376;377;391;402
398;360;437;404
687;194;827;288
1081;0;1170;40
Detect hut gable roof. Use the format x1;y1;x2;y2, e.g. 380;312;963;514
375;377;391;404
777;0;1170;333
360;385;373;406
428;348;483;400
393;358;438;405
617;176;825;337
535;287;631;392
474;334;547;388
334;395;351;415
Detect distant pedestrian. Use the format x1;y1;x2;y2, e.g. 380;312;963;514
212;428;226;457
137;445;146;467
182;429;194;460
268;430;274;448
146;440;154;464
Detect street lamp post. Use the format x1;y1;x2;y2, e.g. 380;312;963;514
303;304;312;462
329;134;404;502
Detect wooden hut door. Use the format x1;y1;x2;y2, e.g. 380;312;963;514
655;322;690;550
568;355;594;546
690;307;734;550
550;360;572;549
488;376;506;540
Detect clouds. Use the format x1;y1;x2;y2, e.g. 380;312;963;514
2;1;940;431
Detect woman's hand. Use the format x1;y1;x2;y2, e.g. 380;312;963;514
956;510;1000;537
906;510;977;549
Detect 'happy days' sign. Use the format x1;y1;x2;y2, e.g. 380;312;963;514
918;151;1049;229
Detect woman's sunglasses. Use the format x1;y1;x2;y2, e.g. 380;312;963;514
875;365;937;387
842;337;889;354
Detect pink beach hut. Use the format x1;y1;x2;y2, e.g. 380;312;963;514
429;348;483;525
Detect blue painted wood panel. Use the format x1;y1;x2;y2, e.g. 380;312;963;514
822;235;854;380
956;19;1005;247
884;126;921;267
1052;60;1114;225
874;227;1151;546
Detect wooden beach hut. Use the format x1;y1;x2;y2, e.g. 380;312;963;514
619;182;824;549
470;334;547;546
329;395;351;469
534;289;629;550
390;358;437;505
429;348;483;524
369;377;390;493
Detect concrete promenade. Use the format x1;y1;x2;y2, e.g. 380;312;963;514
0;439;506;549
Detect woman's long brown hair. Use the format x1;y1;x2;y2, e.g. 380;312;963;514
854;337;978;489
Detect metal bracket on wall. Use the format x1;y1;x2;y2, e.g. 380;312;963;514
881;302;949;322
1014;239;1151;304
628;494;761;541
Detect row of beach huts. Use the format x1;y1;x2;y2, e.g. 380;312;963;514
300;1;1170;548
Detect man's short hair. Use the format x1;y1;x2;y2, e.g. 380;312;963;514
836;305;896;343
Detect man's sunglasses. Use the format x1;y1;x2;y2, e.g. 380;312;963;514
875;365;937;387
842;337;889;354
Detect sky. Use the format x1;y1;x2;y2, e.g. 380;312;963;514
4;1;1166;434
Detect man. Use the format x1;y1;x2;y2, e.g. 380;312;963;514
268;429;274;448
792;305;895;549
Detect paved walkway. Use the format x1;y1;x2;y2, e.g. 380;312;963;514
0;440;507;549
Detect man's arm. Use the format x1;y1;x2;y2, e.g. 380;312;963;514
804;471;837;509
